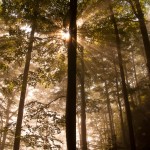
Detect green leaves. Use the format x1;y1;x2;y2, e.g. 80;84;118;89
22;101;63;149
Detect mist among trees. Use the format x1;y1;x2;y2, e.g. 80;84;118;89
0;0;150;150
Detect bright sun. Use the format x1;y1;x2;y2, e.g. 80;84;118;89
61;18;83;41
61;29;70;41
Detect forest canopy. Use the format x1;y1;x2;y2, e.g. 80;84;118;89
0;0;150;150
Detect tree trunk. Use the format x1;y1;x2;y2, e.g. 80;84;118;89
129;0;150;79
66;0;77;150
13;1;38;149
77;114;81;149
113;60;128;148
135;0;150;78
131;50;141;105
78;46;87;150
108;2;136;150
1;98;11;150
124;63;136;108
0;114;2;146
104;80;117;149
104;112;109;147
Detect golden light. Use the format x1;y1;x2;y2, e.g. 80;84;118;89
77;18;84;27
61;29;70;41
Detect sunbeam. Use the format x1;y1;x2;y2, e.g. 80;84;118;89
77;1;109;26
77;36;117;78
61;28;70;41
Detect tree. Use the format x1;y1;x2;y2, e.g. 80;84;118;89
113;59;128;148
66;0;77;149
13;1;39;149
22;101;63;149
128;0;150;79
1;0;150;149
108;1;136;149
0;86;17;150
78;46;88;150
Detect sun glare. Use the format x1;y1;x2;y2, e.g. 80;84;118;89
21;24;31;33
61;29;70;41
77;18;84;27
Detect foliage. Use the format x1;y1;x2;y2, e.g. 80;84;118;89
0;0;150;149
22;101;63;149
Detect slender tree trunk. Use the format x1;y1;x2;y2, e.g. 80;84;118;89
135;0;150;78
104;112;109;147
94;116;102;149
66;0;77;149
109;2;136;150
129;0;150;78
104;81;117;149
124;63;136;108
13;1;38;149
0;113;2;146
131;50;141;104
123;63;129;86
13;25;35;150
77;114;81;149
113;60;128;148
1;99;11;150
78;46;87;150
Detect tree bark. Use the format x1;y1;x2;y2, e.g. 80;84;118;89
104;80;117;149
13;1;38;149
103;110;112;147
1;98;11;150
78;46;87;150
66;0;77;150
108;2;136;150
113;60;128;148
0;114;2;146
131;50;141;105
77;114;81;149
124;63;136;108
129;0;150;79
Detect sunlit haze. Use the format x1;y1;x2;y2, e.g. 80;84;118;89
61;29;70;41
1;0;150;150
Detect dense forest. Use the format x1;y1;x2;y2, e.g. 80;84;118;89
0;0;150;150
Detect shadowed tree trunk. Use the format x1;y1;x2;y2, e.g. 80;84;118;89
131;50;141;105
108;1;136;150
0;115;2;146
104;80;117;149
77;114;81;149
124;63;136;108
113;60;128;148
13;1;39;149
1;98;12;150
66;0;77;149
78;46;87;150
129;0;150;79
104;112;109;144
